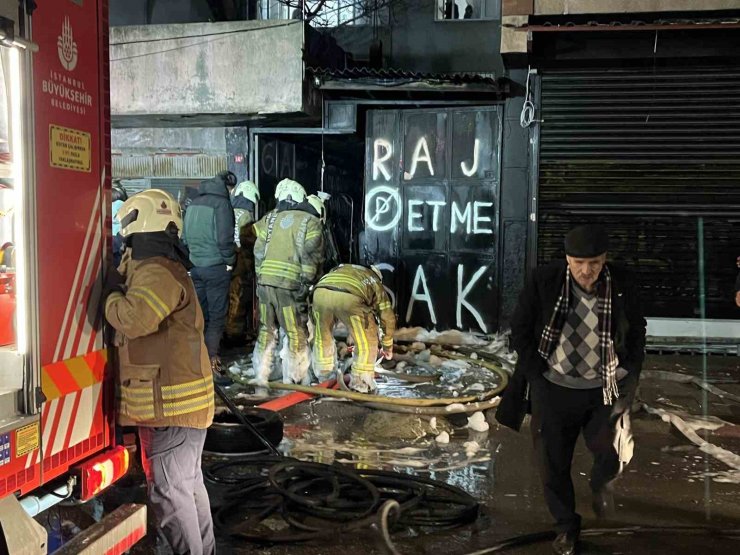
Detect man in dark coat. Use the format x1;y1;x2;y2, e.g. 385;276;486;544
497;225;646;555
182;175;236;372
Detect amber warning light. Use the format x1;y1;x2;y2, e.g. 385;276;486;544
72;446;130;501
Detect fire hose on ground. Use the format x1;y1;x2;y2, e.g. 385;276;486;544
266;345;509;415
204;456;480;550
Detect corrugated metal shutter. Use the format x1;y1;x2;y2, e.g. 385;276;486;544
538;67;740;319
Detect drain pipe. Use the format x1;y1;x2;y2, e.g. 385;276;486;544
20;477;75;517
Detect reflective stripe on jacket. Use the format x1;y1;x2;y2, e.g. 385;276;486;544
105;255;214;428
314;264;396;348
254;209;325;290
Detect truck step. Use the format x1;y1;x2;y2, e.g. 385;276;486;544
0;388;20;421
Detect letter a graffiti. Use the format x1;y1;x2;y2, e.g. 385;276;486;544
408;137;434;178
406;265;437;324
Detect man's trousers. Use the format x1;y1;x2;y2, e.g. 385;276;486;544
530;380;629;534
139;426;215;555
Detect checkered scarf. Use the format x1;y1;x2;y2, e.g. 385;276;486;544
538;266;619;405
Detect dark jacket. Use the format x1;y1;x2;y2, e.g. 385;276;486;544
497;260;647;431
182;179;236;267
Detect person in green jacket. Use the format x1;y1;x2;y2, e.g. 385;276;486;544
252;179;325;385
182;175;236;372
311;264;396;393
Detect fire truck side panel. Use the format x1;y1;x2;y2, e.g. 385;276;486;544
0;0;112;498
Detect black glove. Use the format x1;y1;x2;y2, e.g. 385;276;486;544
102;265;126;300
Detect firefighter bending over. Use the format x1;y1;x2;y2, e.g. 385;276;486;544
225;180;260;344
252;179;325;385
311;264;396;393
105;190;215;555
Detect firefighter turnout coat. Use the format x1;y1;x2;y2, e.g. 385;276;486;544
253;208;325;291
105;255;215;428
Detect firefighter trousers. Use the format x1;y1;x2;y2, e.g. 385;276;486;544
253;285;310;385
311;288;379;380
139;426;215;555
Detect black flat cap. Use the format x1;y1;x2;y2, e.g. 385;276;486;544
564;225;609;258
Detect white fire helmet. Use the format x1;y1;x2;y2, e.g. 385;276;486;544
307;194;326;223
233;180;260;204
116;189;183;237
274;178;306;203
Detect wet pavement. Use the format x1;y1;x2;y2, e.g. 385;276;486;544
102;352;740;554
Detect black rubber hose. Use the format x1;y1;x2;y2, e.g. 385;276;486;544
212;371;282;456
208;458;481;545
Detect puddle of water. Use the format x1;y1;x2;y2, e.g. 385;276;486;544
279;400;498;497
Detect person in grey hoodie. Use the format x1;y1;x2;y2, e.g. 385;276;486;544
182;175;236;371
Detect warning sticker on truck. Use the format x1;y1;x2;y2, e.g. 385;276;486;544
50;125;91;172
15;423;40;458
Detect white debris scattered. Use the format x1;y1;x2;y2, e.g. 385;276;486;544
463;441;480;457
435;431;450;444
470;352;479;360
446;403;466;412
453;391;459;398
394;327;488;346
467;412;490;432
430;417;438;432
441;359;471;370
466;383;485;392
416;350;432;363
428;355;444;367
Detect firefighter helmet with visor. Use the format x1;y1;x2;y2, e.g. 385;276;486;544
234;180;260;204
307;194;326;223
116;189;183;237
274;179;306;203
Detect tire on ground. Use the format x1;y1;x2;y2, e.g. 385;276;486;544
204;408;284;454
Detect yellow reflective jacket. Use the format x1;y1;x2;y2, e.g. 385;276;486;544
105;254;214;429
314;264;396;348
254;209;325;290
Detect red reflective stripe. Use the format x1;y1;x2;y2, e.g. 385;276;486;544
44;397;66;463
47;361;80;396
103;525;146;555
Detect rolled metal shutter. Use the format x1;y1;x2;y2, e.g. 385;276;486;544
538;67;740;319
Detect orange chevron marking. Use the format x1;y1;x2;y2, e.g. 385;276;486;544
42;350;108;401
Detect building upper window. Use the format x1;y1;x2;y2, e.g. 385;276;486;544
260;0;389;27
436;0;500;21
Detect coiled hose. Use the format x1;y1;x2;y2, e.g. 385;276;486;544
205;456;480;546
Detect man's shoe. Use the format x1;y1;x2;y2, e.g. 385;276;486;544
592;488;615;519
552;531;578;555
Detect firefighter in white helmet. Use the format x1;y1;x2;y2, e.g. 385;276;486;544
105;189;215;555
311;264;395;393
252;179;325;385
225;180;260;343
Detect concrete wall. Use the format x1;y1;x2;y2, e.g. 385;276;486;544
110;0;213;26
110;20;305;119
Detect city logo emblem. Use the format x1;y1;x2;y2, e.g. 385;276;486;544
57;17;79;71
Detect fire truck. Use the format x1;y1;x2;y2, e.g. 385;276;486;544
0;1;144;552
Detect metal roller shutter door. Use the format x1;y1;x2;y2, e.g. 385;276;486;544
538;67;740;319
